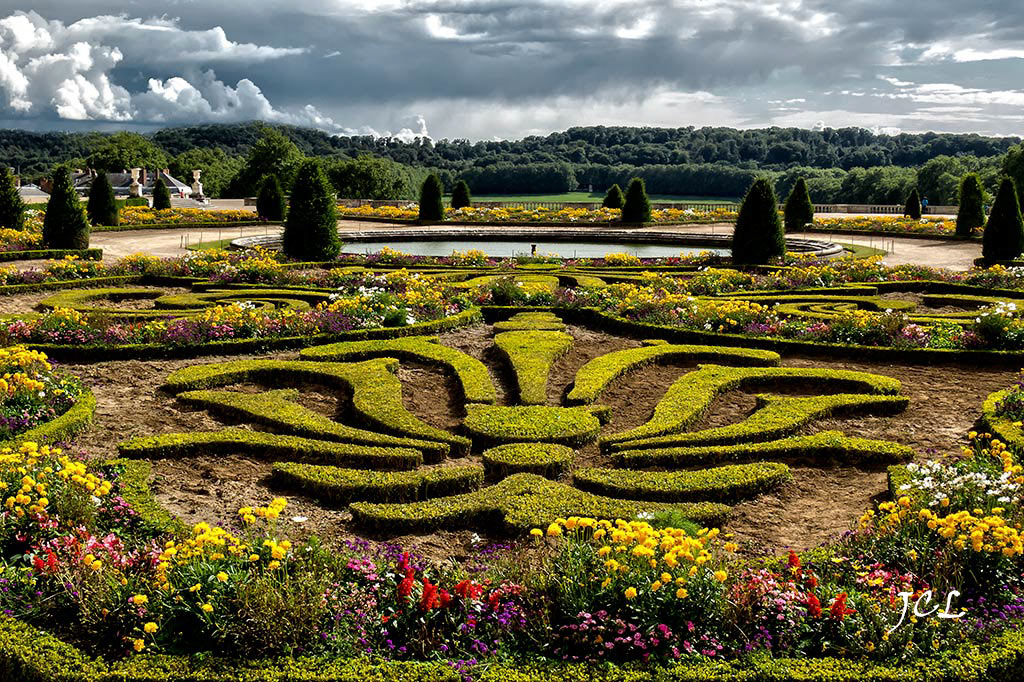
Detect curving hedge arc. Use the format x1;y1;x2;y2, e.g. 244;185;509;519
494;327;574;405
0;388;96;448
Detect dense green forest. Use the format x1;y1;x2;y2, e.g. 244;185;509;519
2;122;1022;204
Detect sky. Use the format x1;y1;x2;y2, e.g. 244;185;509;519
0;1;1023;141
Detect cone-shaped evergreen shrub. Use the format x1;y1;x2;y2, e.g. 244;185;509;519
732;177;784;265
256;174;286;221
86;172;118;227
621;177;651;223
783;177;814;231
152;177;172;210
419;174;445;221
451;180;472;210
42;168;90;249
0;166;24;231
956;173;985;237
602;184;624;209
982;177;1024;264
283;160;339;261
904;188;922;220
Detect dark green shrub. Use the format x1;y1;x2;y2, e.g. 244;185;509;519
419;173;445;221
256;174;286;221
903;187;922;219
982;177;1024;264
41;167;90;249
621;177;651;223
956;173;985;237
732;177;784;265
602;183;624;209
783;176;814;231
450;179;472;209
283;160;340;261
152;177;172;210
86;172;118;227
0;166;24;230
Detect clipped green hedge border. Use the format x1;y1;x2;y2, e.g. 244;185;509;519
0;247;102;263
492;311;568;332
0;389;96;448
493;328;573;405
574;461;792;503
463;405;601;448
481;442;575;480
615;430;914;468
981;388;1024;453
271;462;483;505
100;459;188;536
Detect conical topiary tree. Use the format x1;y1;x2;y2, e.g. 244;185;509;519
42;167;90;249
283;160;339;261
256;174;286;221
0;166;24;231
783;176;814;232
87;172;118;227
418;174;445;221
956;173;986;237
732;177;785;265
152;177;171;210
602;183;624;209
621;177;651;223
450;179;472;210
982;177;1024;264
904;187;922;220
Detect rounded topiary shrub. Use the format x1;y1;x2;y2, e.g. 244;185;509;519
42;167;90;249
621;177;651;223
450;179;472;210
418;174;445;222
956;173;985;237
602;184;624;209
732;177;784;265
87;172;118;227
0;166;24;231
783;176;814;232
283;160;340;261
256;174;287;221
482;442;574;480
904;187;922;220
982;177;1024;264
152;177;172;210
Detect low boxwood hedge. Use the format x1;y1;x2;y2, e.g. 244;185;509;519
494;328;573;405
299;335;497;405
481;442;575;480
463;405;601;448
981;388;1024;453
566;340;780;405
0;247;102;263
0;389;96;447
118;428;424;470
271;462;483;505
350;472;730;534
573;461;792;503
99;458;188;536
492;311;568;331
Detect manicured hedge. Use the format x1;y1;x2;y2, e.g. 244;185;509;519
162;358;471;455
271;462;483;505
601;364;902;449
0;247;102;262
300;335;497;405
981;388;1024;453
100;459;188;536
91;221;266;233
0;389;96;447
350;473;731;534
492;311;568;331
615;430;914;467
177;388;450;461
574;461;792;503
610;393;909;451
494;328;573;405
566;340;780;405
118;428;424;470
481;442;575;479
463;405;601;448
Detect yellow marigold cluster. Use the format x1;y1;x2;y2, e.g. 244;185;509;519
238;497;287;523
120;207;255;225
1;442;110;518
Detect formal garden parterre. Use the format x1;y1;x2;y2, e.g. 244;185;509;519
7;246;1024;680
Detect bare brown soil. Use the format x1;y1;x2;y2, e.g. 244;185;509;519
55;321;1018;560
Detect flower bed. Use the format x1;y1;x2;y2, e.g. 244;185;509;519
810;216;960;238
339;203;738;224
118;207;257;226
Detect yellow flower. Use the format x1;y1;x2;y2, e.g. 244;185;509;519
676;588;688;599
216;572;228;583
624;587;638;599
133;639;145;652
143;622;158;634
201;603;214;613
713;570;728;583
130;594;148;605
529;528;543;537
546;523;562;537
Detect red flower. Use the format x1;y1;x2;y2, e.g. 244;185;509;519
439;589;452;609
420;577;439;610
806;574;818;589
454;579;483;600
787;549;802;576
829;592;856;621
397;571;415;601
806;593;822;618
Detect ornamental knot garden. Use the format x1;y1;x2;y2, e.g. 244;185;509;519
118;311;914;534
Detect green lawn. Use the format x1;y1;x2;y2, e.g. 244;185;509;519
466;192;738;204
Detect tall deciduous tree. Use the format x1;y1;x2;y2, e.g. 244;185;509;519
732;177;784;265
86;172;118;226
602;184;624;209
903;187;922;219
256;174;286;221
42;167;90;249
956;173;986;237
621;177;651;223
982;177;1024;264
0;166;24;231
450;179;472;209
418;174;445;221
783;176;814;231
283;160;339;261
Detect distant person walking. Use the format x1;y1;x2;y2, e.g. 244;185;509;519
921;196;929;211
